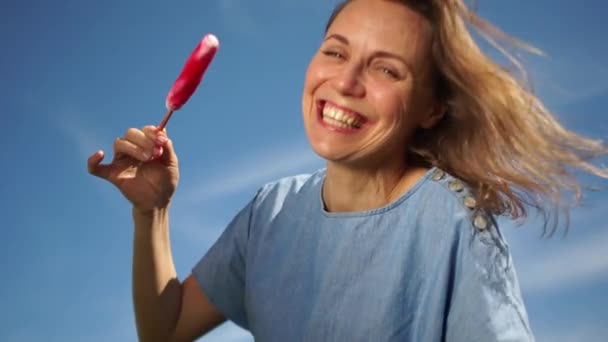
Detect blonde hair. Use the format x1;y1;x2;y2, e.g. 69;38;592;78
326;0;608;235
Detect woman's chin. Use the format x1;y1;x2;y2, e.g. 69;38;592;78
309;144;365;168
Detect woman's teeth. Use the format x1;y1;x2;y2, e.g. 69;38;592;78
322;104;362;129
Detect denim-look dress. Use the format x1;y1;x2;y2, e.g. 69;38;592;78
193;167;534;341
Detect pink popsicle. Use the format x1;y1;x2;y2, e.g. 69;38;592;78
159;34;219;129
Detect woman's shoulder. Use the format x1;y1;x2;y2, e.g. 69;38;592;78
411;169;514;291
417;168;508;251
418;168;494;229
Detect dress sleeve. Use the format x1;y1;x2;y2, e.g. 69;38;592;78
191;191;260;330
446;217;535;342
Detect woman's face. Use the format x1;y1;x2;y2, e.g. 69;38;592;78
302;0;443;167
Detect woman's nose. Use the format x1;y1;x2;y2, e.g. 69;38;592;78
332;64;365;98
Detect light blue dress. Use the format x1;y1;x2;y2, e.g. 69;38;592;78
193;167;534;341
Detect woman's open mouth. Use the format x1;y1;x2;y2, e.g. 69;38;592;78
316;100;367;131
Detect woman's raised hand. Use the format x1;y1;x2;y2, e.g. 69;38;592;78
87;125;179;211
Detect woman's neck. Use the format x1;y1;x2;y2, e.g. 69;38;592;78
322;160;429;213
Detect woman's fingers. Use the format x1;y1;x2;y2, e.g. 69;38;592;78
87;126;174;181
142;125;166;143
114;136;151;162
160;136;178;165
87;150;112;180
124;128;156;156
142;125;171;160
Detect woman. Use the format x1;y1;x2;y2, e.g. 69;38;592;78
88;0;607;341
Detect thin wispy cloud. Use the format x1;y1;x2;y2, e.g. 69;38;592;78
55;110;133;208
201;322;253;342
476;34;607;110
216;0;332;37
529;55;608;108
216;0;262;38
517;228;608;293
536;322;608;342
172;214;230;249
183;142;324;203
56;111;105;159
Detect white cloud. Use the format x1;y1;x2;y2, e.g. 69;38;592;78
56;110;105;159
216;0;262;38
528;54;608;108
215;0;335;36
517;228;608;294
182;142;324;203
198;322;253;342
172;214;230;252
54;110;129;207
536;322;608;342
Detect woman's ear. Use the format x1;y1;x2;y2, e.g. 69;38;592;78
419;102;447;129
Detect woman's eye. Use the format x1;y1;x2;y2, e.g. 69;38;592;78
322;50;344;59
378;66;400;79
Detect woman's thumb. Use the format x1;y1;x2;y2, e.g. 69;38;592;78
87;150;112;180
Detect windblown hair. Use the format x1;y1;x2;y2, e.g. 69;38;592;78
326;0;608;235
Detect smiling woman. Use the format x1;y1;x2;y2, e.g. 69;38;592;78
87;0;608;341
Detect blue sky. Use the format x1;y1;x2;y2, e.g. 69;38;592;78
1;0;607;341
